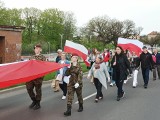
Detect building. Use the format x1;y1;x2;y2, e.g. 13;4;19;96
0;25;25;64
148;31;159;40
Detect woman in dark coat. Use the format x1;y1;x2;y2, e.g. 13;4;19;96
111;46;132;101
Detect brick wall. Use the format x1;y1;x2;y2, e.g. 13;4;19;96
0;30;22;63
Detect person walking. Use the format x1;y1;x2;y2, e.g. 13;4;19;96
88;55;110;103
26;44;46;110
64;53;83;116
140;46;153;88
52;49;63;91
103;49;110;67
111;46;132;101
58;52;70;99
56;49;62;63
130;52;140;88
152;48;160;80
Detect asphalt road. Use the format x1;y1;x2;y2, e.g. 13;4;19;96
0;71;160;120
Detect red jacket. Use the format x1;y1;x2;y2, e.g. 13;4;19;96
103;52;110;62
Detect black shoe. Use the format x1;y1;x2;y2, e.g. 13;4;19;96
77;104;83;112
33;101;41;110
144;84;148;89
64;105;71;116
121;92;125;98
117;96;120;101
29;101;36;109
133;86;136;88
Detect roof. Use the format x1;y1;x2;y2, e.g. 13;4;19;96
0;25;25;32
148;31;158;35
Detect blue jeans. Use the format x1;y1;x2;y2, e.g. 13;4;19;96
141;67;150;85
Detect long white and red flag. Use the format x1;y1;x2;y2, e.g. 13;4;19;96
64;40;90;66
117;38;143;56
0;60;68;89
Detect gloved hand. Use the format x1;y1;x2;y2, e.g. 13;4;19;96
108;77;111;82
74;83;79;88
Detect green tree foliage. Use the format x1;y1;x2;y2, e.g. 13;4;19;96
140;35;160;47
0;1;143;54
0;2;77;54
84;16;143;46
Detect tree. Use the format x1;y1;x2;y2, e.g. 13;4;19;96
84;16;143;46
22;7;42;43
140;34;160;47
63;12;76;41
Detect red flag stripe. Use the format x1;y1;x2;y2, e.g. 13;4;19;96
0;60;68;88
118;43;142;56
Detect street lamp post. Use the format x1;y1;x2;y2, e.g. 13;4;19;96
47;42;50;61
59;34;64;49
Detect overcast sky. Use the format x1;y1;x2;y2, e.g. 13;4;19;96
2;0;160;35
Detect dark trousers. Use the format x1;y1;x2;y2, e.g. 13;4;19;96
142;67;150;85
115;79;124;97
59;82;67;96
94;78;103;99
153;65;160;80
26;78;43;101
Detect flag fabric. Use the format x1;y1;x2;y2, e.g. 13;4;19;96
0;60;69;89
117;38;143;56
64;40;90;66
152;55;156;63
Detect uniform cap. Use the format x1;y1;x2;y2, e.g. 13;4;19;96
34;44;42;49
71;53;79;57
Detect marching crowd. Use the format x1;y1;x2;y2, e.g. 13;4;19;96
26;44;160;117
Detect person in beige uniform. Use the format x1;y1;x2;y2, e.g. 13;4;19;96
26;44;46;110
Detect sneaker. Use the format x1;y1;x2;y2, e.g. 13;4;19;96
95;99;98;103
62;96;66;100
54;90;60;92
121;92;125;98
99;97;103;100
132;83;137;88
110;83;114;87
124;80;128;84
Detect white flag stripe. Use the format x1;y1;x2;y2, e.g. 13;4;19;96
65;40;88;55
118;38;143;49
0;60;28;67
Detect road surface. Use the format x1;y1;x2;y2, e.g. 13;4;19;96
0;71;160;120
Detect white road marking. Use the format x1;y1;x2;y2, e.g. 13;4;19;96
75;92;97;104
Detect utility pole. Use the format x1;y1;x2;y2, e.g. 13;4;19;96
59;34;64;49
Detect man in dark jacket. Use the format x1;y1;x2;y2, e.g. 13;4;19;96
140;46;153;89
152;48;160;80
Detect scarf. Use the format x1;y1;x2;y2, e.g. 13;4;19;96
94;61;103;69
